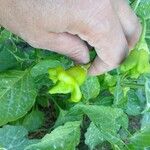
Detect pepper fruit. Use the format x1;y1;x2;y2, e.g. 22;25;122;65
48;65;87;102
120;49;150;78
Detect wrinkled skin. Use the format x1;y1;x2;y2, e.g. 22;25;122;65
0;0;141;75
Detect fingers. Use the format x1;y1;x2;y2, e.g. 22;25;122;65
111;0;141;49
88;57;112;75
75;1;128;75
89;39;128;75
90;27;128;75
27;32;90;64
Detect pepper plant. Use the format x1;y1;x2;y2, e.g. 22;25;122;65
0;0;150;150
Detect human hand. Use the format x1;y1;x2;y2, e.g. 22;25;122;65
0;0;141;75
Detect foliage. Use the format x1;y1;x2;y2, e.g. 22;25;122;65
25;121;81;150
0;125;39;150
0;1;150;150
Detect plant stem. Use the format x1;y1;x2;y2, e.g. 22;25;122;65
121;82;144;88
131;0;141;12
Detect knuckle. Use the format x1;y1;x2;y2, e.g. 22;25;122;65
102;48;128;69
85;18;112;36
129;22;141;47
68;46;82;56
127;17;141;40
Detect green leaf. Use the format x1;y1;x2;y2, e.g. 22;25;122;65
77;104;127;147
0;29;12;43
0;43;19;72
146;19;150;48
25;121;81;150
54;105;83;128
31;59;61;77
78;105;126;135
125;90;143;115
22;109;45;132
36;95;50;108
135;0;150;19
85;122;104;150
93;94;113;106
141;112;150;129
0;70;36;126
113;77;124;107
0;125;39;150
143;79;150;112
129;127;150;149
81;76;100;100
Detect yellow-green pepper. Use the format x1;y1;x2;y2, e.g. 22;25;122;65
48;65;87;102
120;49;150;78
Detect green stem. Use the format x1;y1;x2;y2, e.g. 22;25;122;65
83;62;91;70
131;0;141;12
121;82;144;88
7;49;25;62
35;49;43;63
9;36;18;52
49;95;62;110
135;17;149;51
123;128;132;138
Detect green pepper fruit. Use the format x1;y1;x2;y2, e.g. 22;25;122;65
120;49;150;78
48;65;87;102
136;50;150;73
120;50;139;73
70;84;82;102
66;65;87;86
49;81;73;94
48;67;64;84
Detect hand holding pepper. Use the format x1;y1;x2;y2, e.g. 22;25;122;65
0;0;141;75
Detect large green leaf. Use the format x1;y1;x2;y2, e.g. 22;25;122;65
77;104;128;147
81;76;100;100
0;125;39;150
0;42;19;72
0;29;25;71
78;105;126;135
0;70;36;126
129;127;150;149
85;122;104;150
25;121;81;150
31;59;61;77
